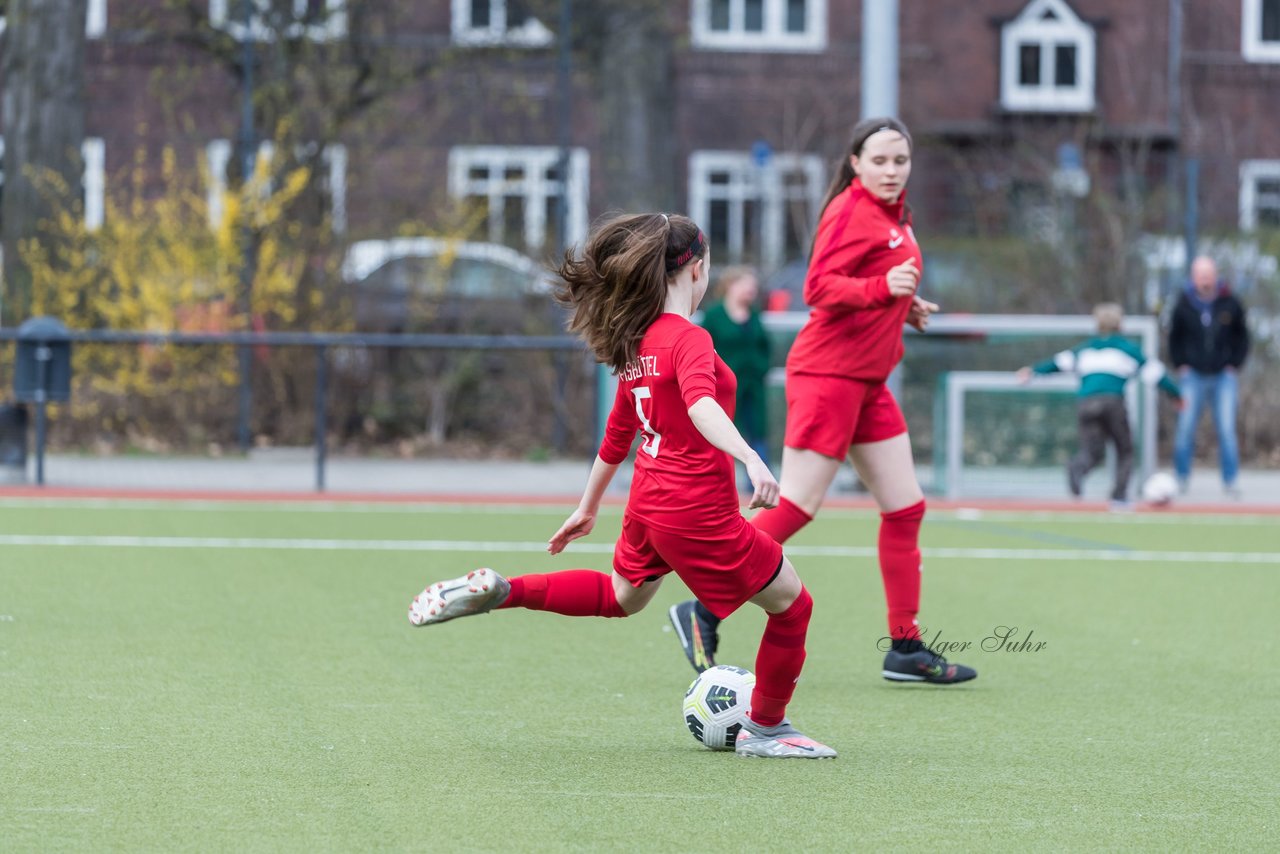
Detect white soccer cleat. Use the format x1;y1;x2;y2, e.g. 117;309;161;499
407;568;511;626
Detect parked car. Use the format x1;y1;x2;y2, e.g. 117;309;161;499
341;237;561;335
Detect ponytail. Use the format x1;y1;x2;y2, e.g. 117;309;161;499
555;212;706;372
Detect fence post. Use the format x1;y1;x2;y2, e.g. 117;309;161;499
34;344;50;486
314;344;328;493
552;351;568;453
237;344;252;452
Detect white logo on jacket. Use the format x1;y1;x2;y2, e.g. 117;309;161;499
888;227;904;249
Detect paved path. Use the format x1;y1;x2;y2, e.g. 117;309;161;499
1;451;1278;510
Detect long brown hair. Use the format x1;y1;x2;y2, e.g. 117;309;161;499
555;212;706;373
816;116;914;222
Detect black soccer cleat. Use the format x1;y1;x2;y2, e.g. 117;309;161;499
882;638;977;684
669;599;719;674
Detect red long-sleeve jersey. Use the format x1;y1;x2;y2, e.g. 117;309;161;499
597;314;741;535
787;179;922;382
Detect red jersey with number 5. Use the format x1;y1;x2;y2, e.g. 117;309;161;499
598;313;740;534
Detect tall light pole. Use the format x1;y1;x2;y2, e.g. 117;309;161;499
861;0;899;119
236;0;257;452
862;0;900;404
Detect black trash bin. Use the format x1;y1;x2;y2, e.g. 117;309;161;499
15;317;73;403
0;403;27;483
14;316;73;486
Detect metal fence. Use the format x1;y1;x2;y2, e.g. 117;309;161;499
0;326;592;491
2;314;1270;499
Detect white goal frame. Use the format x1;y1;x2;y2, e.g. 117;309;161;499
760;312;1161;499
938;370;1147;499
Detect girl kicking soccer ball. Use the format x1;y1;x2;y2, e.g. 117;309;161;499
408;212;834;759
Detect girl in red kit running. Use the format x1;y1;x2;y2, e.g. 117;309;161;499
408;212;835;759
670;118;977;685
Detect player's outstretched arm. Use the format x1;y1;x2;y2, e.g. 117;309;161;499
687;397;779;509
548;455;620;554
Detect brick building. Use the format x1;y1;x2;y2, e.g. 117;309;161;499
4;0;1278;288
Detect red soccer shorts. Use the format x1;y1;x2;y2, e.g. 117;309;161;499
783;373;908;460
613;513;784;620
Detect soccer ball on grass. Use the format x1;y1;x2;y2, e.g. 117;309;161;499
682;665;754;750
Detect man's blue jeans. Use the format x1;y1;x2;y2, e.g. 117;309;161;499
1173;369;1239;486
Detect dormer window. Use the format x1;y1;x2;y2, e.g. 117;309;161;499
1000;0;1096;113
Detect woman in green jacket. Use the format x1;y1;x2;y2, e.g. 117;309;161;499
700;266;772;487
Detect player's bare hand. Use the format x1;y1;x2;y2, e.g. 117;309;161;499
548;508;595;555
906;295;939;332
1015;367;1033;384
886;257;920;298
745;456;779;510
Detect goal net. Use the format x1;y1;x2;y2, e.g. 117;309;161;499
932;370;1147;499
757;313;1163;500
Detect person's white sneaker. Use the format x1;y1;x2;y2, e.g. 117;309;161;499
408;568;510;626
734;718;836;759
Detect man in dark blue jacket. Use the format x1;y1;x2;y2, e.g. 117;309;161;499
1168;256;1250;497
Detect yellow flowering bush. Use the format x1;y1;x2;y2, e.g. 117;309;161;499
20;145;321;451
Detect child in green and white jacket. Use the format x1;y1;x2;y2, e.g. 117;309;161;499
1017;303;1182;507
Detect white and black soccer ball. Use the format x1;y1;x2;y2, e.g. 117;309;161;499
682;665;754;751
1141;472;1178;506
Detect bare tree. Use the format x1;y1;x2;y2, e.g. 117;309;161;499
1;0;89;325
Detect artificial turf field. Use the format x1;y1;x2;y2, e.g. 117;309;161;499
1;496;1277;852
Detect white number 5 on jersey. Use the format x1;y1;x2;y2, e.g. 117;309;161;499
631;387;661;458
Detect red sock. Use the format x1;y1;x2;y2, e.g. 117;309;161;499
879;500;925;640
751;497;813;545
749;587;812;727
497;570;627;618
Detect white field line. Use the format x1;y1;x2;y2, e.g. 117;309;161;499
0;498;579;515
0;534;1275;564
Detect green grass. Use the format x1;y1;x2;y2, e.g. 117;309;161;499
1;499;1278;851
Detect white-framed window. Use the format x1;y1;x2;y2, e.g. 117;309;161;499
1240;160;1280;230
451;0;553;47
0;0;107;38
208;0;347;42
691;0;826;52
687;150;824;271
448;146;589;253
205;139;347;233
0;136;105;231
1243;0;1280;62
1000;0;1096;113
